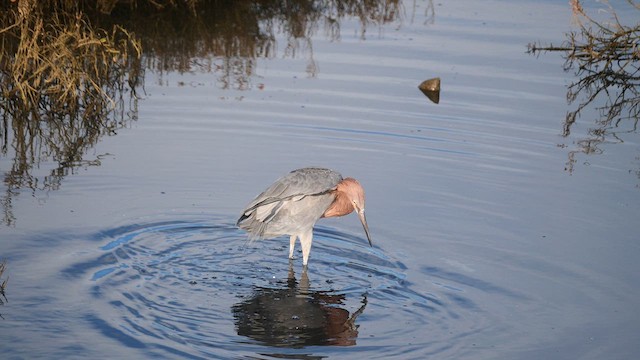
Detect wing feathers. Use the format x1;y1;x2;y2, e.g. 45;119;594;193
237;168;343;237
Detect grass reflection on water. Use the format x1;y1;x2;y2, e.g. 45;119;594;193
0;0;404;226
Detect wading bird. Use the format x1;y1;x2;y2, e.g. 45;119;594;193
237;167;372;266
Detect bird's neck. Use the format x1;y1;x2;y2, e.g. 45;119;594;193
323;191;354;218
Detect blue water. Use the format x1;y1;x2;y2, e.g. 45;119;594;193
1;1;639;359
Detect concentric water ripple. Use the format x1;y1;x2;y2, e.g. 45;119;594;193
62;217;489;358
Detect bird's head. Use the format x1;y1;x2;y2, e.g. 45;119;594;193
340;178;372;247
340;178;365;210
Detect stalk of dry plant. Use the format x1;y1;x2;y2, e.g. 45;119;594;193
0;1;143;226
527;0;639;136
528;0;639;175
0;261;7;311
0;0;403;226
1;2;142;124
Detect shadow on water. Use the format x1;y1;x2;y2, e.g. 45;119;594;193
233;263;367;348
0;0;410;226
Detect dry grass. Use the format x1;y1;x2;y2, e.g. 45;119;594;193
0;0;403;225
528;0;639;135
1;0;401;109
0;1;142;124
0;0;144;226
528;0;639;174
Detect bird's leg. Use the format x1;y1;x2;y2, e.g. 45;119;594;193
289;235;297;259
300;229;313;266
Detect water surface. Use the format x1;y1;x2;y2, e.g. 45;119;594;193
1;1;639;359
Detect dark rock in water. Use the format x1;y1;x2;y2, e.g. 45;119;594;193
418;77;441;104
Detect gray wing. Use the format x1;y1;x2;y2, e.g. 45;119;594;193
237;168;342;233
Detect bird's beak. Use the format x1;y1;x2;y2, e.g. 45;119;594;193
357;209;372;247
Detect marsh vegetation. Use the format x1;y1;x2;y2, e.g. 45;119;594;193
528;0;639;173
0;0;402;226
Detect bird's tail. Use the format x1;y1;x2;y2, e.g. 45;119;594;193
236;210;268;240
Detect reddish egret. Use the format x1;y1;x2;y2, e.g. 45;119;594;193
237;167;372;266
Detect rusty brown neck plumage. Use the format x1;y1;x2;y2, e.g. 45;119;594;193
323;179;357;218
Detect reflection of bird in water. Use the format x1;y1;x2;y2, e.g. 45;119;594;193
237;167;372;266
232;263;367;348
